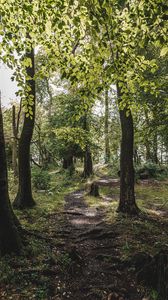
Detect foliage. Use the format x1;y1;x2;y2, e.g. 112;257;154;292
136;162;168;179
150;290;159;300
49;93;91;161
32;168;51;190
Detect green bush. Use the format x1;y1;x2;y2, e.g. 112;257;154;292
32;168;51;190
136;162;168;179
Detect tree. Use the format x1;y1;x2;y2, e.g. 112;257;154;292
134;47;168;164
117;85;139;214
12;105;19;177
0;100;22;255
82;111;93;178
51;93;87;172
51;0;167;214
13;46;36;209
104;89;111;164
1;0;167;217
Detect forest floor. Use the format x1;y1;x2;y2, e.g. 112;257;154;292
0;173;168;299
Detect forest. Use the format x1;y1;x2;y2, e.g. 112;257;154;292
0;0;168;299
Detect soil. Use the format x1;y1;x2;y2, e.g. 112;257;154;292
46;178;155;300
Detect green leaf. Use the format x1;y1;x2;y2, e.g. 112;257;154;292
45;20;52;36
160;47;168;57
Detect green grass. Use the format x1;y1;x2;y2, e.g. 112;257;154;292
84;179;168;259
2;168;168;299
8;168;85;232
136;182;168;211
0;169;86;299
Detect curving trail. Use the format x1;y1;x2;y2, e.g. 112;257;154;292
50;185;142;300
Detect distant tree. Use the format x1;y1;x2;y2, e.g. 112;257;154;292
51;93;86;172
82;111;93;178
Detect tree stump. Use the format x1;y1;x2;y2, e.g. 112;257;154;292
89;183;99;197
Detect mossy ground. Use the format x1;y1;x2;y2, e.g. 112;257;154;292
86;180;168;258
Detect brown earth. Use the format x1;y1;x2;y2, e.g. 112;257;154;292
47;182;150;300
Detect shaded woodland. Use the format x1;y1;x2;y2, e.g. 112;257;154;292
0;1;168;299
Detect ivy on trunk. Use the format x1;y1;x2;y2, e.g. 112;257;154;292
13;46;36;209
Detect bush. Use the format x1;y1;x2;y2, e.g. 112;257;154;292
32;168;51;190
136;162;168;180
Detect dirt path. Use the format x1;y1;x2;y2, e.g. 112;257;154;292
51;187;143;300
1;178;168;299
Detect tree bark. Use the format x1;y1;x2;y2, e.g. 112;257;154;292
0;102;22;255
104;89;110;163
83;113;93;178
12;105;18;177
13;46;36;209
117;85;139;215
63;156;74;169
83;145;93;178
144;109;152;162
46;79;53;119
89;183;99;197
152;130;158;164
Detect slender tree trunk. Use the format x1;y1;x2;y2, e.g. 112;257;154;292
144;109;152;162
83;113;93;178
46;80;53;119
13;46;36;209
152;130;158;164
134;147;140;165
117;85;139;215
145;143;152;162
160;142;163;164
104;89;110;163
0;102;22;255
12;105;18;177
83;145;93;178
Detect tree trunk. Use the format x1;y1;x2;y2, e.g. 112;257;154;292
89;182;99;197
145;142;152;162
104;89;110;163
0;101;22;255
152;130;158;164
83;145;93;178
160;142;163;164
144;109;152;162
63;156;74;169
134;147;140;165
117;85;139;215
13;46;36;209
46;79;53;119
83;113;93;178
12;105;18;178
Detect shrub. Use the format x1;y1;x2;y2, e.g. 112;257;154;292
32;168;51;190
136;162;168;180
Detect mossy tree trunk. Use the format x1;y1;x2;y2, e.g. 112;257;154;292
13;46;36;209
0;101;22;255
